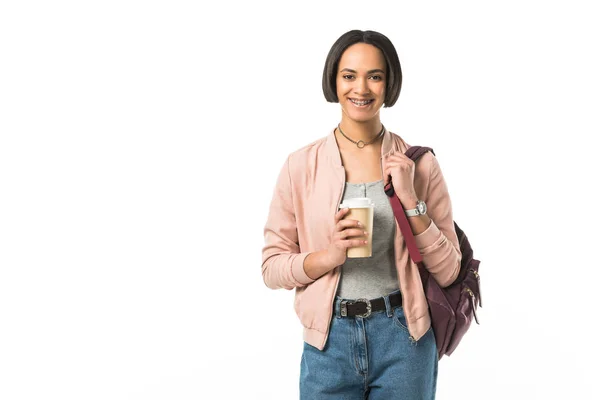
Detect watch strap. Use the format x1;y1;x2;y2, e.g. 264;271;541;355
405;200;426;217
405;208;420;217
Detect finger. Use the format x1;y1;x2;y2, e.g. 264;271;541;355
348;228;368;238
386;153;414;165
337;219;363;230
385;162;412;174
340;238;368;249
337;228;368;239
386;153;408;161
335;207;350;223
383;166;396;184
383;168;393;184
336;230;350;241
385;160;411;168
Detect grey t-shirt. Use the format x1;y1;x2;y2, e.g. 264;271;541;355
335;179;400;300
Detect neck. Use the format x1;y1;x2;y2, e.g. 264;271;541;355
337;118;384;147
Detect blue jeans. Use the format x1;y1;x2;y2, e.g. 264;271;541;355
300;289;438;399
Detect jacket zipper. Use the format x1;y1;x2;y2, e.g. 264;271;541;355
323;168;346;347
323;148;390;347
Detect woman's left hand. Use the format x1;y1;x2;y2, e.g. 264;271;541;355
383;152;419;206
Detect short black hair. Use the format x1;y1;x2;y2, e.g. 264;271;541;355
322;30;402;108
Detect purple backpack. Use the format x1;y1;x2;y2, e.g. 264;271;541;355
384;146;482;360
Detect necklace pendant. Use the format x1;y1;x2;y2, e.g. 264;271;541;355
357;140;365;149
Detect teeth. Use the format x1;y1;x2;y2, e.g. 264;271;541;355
350;99;372;106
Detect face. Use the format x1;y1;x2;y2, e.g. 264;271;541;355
336;43;387;123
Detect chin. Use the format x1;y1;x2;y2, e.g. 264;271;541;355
344;109;379;123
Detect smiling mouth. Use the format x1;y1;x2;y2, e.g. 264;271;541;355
349;98;374;107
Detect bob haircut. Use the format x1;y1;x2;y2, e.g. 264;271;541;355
322;30;402;108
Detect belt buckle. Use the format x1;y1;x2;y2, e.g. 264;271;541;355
341;298;372;318
355;298;372;318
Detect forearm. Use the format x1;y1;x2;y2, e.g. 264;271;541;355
303;249;336;280
406;199;461;288
403;198;432;235
407;214;432;235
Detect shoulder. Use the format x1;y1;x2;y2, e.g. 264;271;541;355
288;135;327;158
388;130;438;173
285;135;329;172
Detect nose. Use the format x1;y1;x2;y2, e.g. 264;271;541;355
353;77;370;96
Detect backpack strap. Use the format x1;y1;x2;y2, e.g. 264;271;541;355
405;146;435;161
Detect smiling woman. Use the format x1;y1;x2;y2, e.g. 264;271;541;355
262;29;463;400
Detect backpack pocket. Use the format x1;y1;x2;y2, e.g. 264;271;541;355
445;265;482;355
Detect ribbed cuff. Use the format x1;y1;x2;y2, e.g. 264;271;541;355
291;252;315;286
414;219;441;250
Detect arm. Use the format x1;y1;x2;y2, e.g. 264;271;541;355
410;153;462;288
261;155;317;290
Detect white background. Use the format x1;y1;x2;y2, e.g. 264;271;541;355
1;1;599;399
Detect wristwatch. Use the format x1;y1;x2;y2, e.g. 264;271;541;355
405;200;427;217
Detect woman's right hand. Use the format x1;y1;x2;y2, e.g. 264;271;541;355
326;208;369;268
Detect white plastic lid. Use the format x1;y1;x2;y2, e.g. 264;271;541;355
339;197;374;209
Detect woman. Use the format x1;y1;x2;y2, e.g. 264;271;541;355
261;30;461;399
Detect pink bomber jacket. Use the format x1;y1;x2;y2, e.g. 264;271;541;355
261;127;462;350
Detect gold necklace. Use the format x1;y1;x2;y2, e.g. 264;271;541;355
337;123;385;149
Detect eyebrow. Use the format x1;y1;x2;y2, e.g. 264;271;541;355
340;68;386;74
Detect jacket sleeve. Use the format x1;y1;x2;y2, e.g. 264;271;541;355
261;155;316;290
413;153;462;288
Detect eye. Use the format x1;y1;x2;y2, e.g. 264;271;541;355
342;74;354;80
369;75;383;81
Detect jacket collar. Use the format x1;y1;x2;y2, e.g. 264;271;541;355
325;125;397;168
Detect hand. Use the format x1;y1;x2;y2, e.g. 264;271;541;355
326;208;369;267
383;152;419;206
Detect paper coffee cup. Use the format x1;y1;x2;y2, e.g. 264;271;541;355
339;197;374;258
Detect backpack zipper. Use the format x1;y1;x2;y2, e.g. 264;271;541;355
469;268;482;307
464;287;480;324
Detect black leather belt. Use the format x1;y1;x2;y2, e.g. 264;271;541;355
340;292;403;318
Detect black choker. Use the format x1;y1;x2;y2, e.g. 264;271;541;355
337;124;385;149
